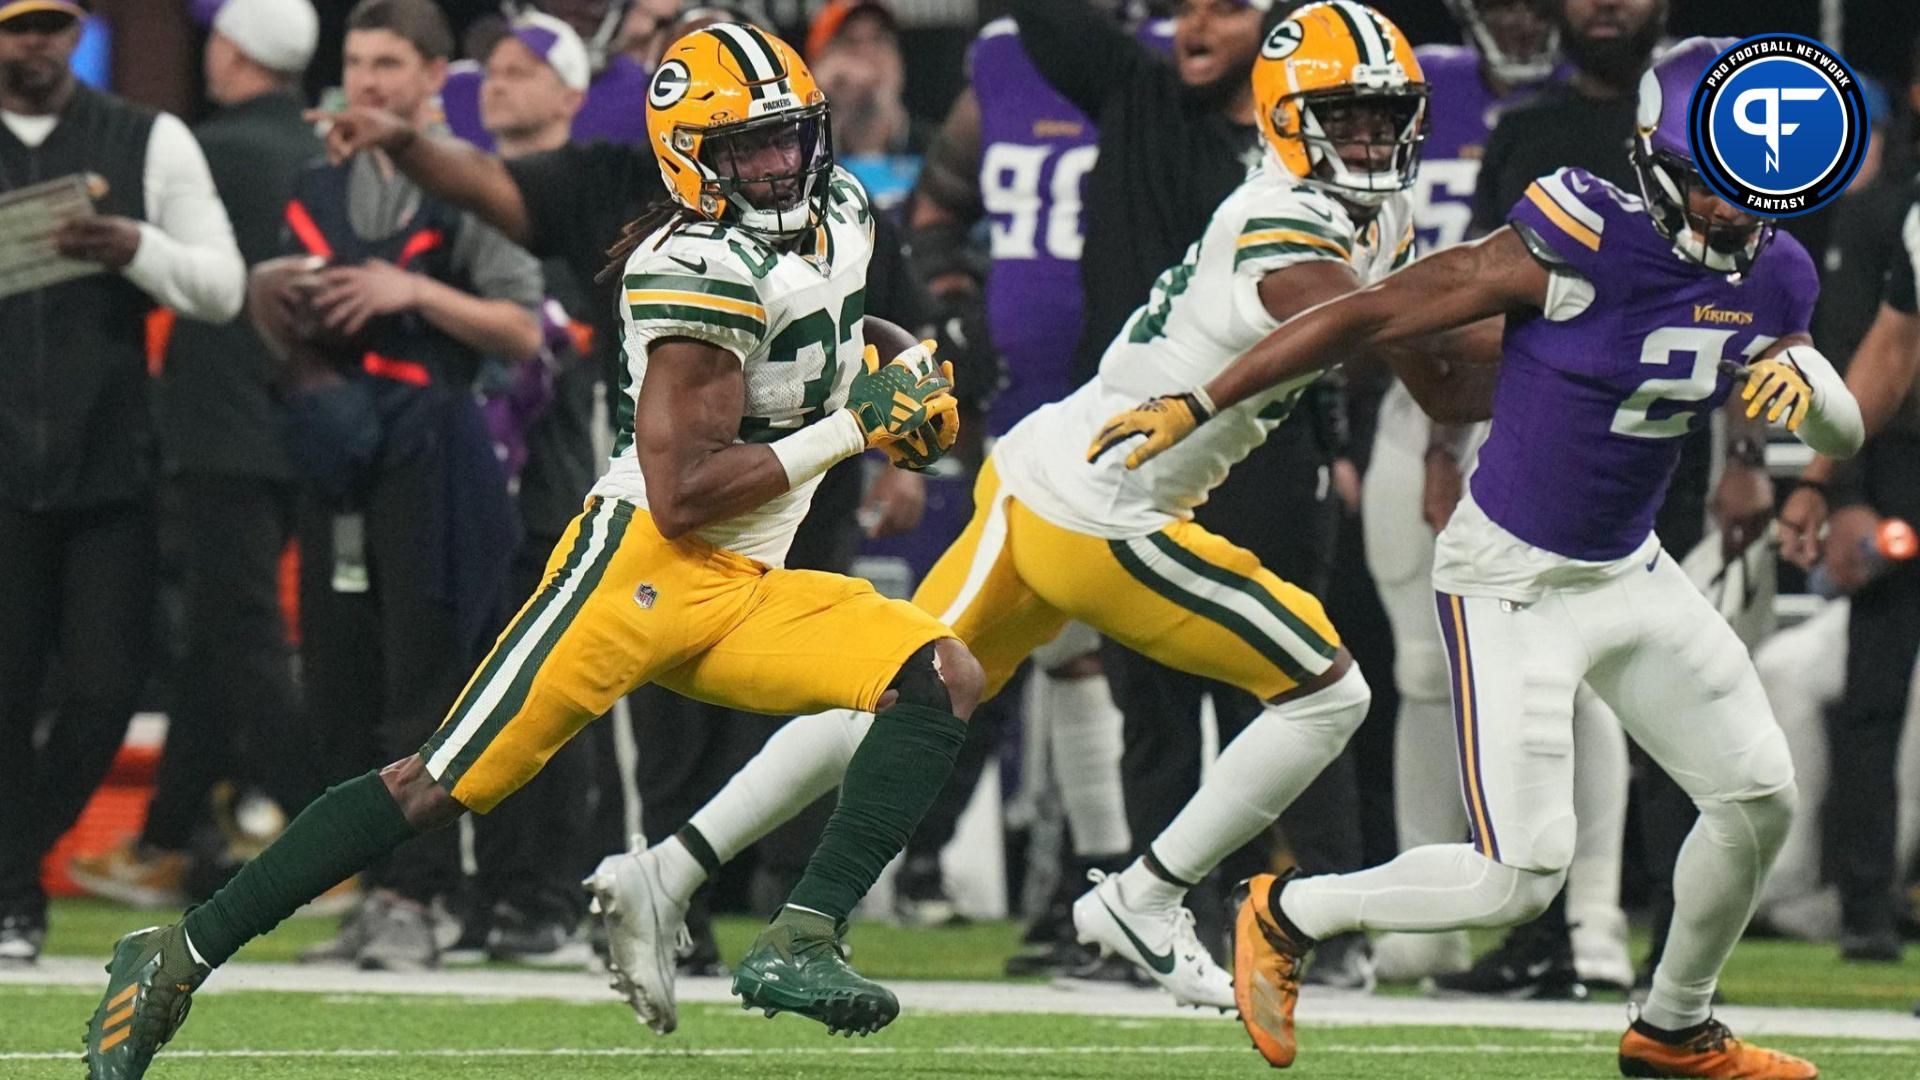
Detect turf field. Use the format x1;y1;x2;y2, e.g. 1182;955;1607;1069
5;899;1916;1078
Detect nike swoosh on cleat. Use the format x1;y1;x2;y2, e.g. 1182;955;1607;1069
669;255;708;274
1098;898;1177;975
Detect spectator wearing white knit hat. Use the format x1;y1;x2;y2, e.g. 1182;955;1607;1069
480;12;589;158
208;0;318;93
64;0;327;921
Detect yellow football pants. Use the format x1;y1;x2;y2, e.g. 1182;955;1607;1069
911;456;1340;703
423;498;950;812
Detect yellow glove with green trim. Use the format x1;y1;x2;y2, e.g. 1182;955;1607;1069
1086;390;1216;470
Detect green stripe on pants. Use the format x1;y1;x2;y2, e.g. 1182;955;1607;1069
1108;537;1313;684
1144;532;1338;660
423;502;605;778
438;504;633;786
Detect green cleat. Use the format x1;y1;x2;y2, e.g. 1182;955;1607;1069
84;924;209;1080
731;907;899;1036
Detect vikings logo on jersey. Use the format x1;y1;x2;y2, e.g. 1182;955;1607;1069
1468;167;1820;561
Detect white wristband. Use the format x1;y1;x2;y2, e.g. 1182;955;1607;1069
1188;385;1217;418
769;409;866;488
1783;345;1864;459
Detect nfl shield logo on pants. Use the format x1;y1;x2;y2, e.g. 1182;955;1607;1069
634;583;658;610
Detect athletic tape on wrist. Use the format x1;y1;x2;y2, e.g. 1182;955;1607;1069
770;409;866;487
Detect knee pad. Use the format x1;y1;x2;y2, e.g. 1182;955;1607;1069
1394;636;1451;704
1722;722;1797;803
888;643;953;712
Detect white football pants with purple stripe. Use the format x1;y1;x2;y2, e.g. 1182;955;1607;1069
1360;419;1628;976
1287;499;1796;1030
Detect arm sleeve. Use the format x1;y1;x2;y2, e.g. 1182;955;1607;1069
125;112;245;322
450;212;545;315
1007;0;1147;118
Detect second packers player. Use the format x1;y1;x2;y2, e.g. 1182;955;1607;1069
589;0;1493;1029
83;26;979;1078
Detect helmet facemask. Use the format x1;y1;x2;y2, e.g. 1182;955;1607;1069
1632;143;1773;276
1283;86;1429;208
1444;0;1558;85
694;104;834;239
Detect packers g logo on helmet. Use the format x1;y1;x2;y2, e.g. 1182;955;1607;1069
1254;0;1429;208
647;24;834;238
648;60;691;109
1262;21;1304;60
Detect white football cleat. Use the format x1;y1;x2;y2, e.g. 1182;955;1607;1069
585;846;690;1035
1071;870;1234;1010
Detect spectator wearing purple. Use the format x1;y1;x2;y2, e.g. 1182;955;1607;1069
441;0;652;149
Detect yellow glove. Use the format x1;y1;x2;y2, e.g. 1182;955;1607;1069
1741;355;1812;431
1086;390;1215;470
848;343;956;451
883;360;961;471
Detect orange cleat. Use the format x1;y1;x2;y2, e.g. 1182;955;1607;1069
1618;1018;1819;1078
1233;873;1313;1069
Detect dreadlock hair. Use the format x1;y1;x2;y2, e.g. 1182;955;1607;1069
598;200;697;284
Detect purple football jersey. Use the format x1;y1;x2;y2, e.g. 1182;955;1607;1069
1410;44;1556;251
1469;167;1819;561
442;54;653;152
972;19;1099;435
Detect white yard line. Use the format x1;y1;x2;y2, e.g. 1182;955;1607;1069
7;958;1919;1043
1;1043;1917;1062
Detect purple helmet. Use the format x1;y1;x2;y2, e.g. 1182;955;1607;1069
1633;37;1774;275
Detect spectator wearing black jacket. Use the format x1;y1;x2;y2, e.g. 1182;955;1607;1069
1008;0;1372;984
67;0;326;916
0;0;245;963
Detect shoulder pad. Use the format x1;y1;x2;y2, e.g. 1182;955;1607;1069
1506;167;1640;275
623;232;770;350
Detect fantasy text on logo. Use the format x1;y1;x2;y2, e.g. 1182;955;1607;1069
1687;34;1869;218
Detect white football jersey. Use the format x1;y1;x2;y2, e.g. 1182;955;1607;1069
591;167;876;565
995;162;1417;538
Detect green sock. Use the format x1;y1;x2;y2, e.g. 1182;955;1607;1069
182;771;415;966
786;702;967;922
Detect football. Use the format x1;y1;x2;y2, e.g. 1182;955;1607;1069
863;315;921;366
